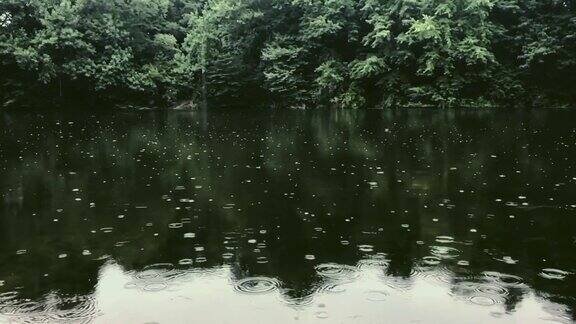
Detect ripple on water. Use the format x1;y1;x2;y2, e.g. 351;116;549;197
0;291;19;303
451;279;509;307
314;311;329;319
281;294;314;308
315;282;348;294
469;295;505;306
178;258;193;266
49;295;101;323
357;256;390;271
539;268;571;280
415;263;455;287
169;222;183;229
143;263;174;271
315;263;359;281
222;252;234;259
476;284;509;297
142;283;168;292
482;271;525;288
435;236;455;244
135;269;161;281
128;262;190;291
381;276;413;292
422;256;441;266
357;244;374;252
364;290;389;302
234;277;281;294
7;301;46;315
256;256;268;264
429;246;460;259
542;303;573;322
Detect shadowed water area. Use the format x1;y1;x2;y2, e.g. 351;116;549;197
0;109;575;323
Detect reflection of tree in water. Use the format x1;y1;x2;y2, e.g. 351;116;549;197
0;109;575;320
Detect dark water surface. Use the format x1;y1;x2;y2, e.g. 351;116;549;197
0;109;575;323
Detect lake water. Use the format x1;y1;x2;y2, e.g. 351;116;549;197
0;109;575;323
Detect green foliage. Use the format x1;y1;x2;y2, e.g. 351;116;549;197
349;56;387;79
0;0;575;108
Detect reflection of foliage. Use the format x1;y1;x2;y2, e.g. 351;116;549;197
1;110;575;319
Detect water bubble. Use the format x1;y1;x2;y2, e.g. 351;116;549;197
183;233;196;239
305;254;316;260
234;277;281;294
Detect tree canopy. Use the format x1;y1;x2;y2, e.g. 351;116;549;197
1;0;575;108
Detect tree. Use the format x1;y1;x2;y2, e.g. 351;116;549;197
1;0;575;108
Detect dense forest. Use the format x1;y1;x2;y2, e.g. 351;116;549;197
1;0;575;109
